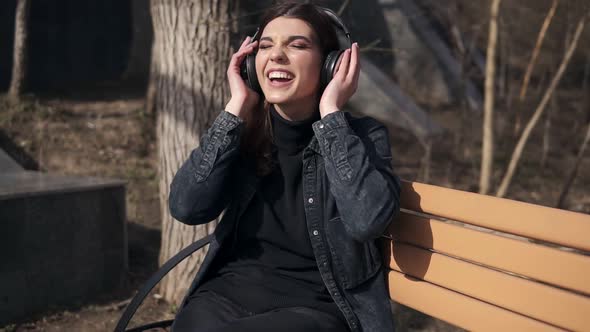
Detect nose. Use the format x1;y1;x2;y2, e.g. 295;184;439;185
269;45;286;63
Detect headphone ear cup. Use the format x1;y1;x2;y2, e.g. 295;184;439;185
240;53;262;94
321;50;345;90
248;53;262;94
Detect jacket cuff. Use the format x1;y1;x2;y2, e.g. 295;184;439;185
312;111;350;135
216;110;244;131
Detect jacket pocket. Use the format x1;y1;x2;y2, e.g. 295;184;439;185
325;217;382;289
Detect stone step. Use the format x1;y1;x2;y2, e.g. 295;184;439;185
0;171;127;325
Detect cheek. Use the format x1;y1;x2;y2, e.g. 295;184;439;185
297;55;323;86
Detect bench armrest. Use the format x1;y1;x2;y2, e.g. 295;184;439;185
114;234;213;332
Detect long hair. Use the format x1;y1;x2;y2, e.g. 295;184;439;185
240;1;340;176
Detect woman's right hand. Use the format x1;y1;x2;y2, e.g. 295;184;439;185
225;36;260;120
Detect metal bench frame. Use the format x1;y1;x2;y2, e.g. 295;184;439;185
114;235;212;332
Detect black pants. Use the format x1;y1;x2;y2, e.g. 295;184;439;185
172;289;350;332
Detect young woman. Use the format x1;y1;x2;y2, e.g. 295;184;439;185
169;2;400;331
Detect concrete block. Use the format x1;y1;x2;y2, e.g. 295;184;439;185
0;172;127;325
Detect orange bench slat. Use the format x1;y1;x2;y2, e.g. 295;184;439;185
399;180;590;252
384;211;590;296
388;270;565;332
385;241;590;331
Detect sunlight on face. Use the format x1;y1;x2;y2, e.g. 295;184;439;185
255;17;323;110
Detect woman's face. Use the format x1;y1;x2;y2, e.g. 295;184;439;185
255;17;323;108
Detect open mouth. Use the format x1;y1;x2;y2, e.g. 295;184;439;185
267;70;294;86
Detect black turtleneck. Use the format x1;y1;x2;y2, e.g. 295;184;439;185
200;106;344;322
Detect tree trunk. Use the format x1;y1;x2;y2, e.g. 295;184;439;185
151;0;236;305
479;0;501;195
8;0;31;102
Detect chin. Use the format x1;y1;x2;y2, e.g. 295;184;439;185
262;84;317;106
262;87;295;104
264;94;291;104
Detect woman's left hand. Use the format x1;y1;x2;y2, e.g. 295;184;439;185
319;42;360;118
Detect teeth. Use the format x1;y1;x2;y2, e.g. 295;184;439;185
268;71;293;80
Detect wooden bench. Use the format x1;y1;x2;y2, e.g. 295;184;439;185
115;180;590;332
384;181;590;331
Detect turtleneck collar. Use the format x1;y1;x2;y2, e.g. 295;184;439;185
270;105;320;155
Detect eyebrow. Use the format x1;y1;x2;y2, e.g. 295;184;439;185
259;35;314;44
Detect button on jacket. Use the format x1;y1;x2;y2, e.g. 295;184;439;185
169;110;401;332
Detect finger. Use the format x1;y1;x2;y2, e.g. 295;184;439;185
347;43;360;82
239;36;251;50
230;39;250;68
229;50;244;69
241;41;258;57
334;51;344;73
230;41;258;68
237;36;257;53
240;40;258;54
336;49;351;80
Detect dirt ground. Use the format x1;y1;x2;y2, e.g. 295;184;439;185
0;88;175;332
0;76;588;331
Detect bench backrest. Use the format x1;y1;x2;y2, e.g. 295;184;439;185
382;180;590;331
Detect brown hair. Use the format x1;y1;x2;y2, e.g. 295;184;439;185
240;1;340;175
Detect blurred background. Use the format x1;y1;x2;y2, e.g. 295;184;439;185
1;0;589;331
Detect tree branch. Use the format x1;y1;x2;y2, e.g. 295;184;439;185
496;13;587;198
519;0;559;101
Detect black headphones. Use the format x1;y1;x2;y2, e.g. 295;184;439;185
240;7;352;94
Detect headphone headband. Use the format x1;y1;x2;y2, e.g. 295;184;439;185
250;7;351;48
320;7;351;48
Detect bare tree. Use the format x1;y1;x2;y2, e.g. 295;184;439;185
496;13;588;198
479;0;501;195
8;0;31;102
151;0;236;304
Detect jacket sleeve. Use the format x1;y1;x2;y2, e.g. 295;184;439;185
168;110;243;225
312;111;401;242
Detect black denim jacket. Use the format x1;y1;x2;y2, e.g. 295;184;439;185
169;110;401;332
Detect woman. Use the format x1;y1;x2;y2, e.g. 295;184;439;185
169;2;400;331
